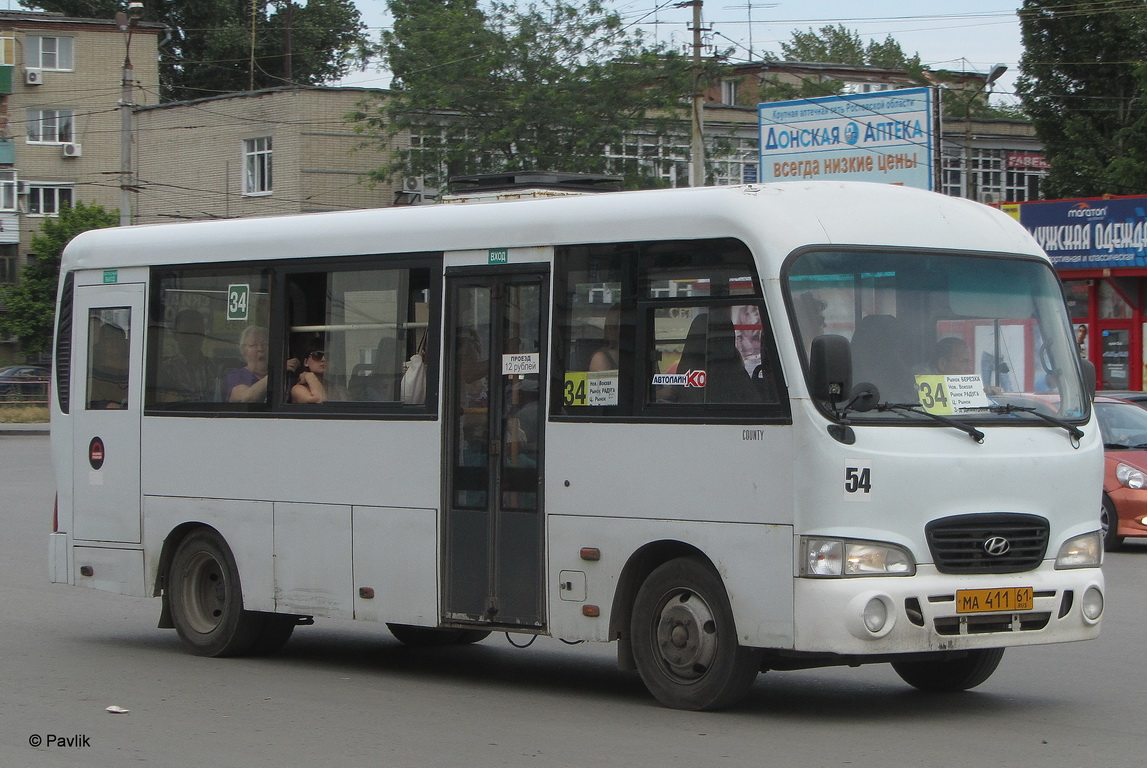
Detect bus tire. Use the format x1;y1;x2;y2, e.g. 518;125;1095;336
168;528;263;657
1101;495;1123;552
630;556;761;711
386;623;490;646
891;647;1005;692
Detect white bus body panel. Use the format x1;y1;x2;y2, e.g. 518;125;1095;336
49;183;1100;657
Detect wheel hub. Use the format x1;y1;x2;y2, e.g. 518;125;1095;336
655;589;718;681
182;552;227;635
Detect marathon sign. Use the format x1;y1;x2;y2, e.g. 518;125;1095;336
1012;197;1147;269
758;87;935;190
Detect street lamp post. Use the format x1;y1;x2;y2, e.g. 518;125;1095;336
962;63;1007;202
115;2;144;227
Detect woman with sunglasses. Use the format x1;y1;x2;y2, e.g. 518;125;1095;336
290;346;345;403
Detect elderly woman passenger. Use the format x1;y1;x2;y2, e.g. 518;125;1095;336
227;325;270;403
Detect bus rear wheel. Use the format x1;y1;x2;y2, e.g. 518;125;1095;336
168;528;263;657
630;556;762;711
387;624;490;646
891;648;1005;692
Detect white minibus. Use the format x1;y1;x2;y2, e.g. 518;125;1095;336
49;182;1104;710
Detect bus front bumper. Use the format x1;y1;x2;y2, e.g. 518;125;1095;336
790;564;1103;655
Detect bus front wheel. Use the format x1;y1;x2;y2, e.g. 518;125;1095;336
891;648;1005;692
168;528;263;657
630;556;762;711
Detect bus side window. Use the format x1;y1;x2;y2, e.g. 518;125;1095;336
87;310;131;410
284;266;433;407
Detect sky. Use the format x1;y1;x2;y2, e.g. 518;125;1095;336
341;1;1028;106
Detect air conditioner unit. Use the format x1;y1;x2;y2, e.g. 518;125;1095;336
402;176;425;193
24;68;43;86
61;143;82;159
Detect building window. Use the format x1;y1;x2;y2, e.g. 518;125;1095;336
244;137;272;195
25;36;74;71
0;32;15;66
26;109;74;144
0;245;17;284
28;184;74;216
721;79;740;105
0;170;17;211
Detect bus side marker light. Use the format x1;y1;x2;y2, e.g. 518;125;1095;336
580;547;601;561
359;587;375;599
582;605;600;617
80;566;94;577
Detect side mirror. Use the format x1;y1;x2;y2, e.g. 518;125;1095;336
1080;358;1097;400
809;334;852;405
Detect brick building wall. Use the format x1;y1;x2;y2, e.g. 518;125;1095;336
134;87;401;223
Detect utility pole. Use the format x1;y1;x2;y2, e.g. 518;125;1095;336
961;63;1007;202
685;0;706;187
115;3;144;227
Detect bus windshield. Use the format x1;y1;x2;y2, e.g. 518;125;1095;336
786;249;1088;422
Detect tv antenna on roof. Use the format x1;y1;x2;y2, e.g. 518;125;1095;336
723;2;779;60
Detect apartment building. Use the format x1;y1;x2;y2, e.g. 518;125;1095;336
133;86;400;223
0;9;161;283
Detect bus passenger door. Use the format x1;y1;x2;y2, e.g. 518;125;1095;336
443;268;548;628
71;283;145;544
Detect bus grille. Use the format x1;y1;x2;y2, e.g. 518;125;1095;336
934;612;1051;635
925;513;1049;574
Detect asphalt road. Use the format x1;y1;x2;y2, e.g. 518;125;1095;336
2;433;1145;768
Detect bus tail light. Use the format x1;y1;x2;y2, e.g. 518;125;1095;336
52;494;59;533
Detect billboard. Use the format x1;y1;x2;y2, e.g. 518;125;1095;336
758;87;935;190
1010;197;1147;269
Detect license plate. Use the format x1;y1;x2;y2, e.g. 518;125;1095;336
955;587;1034;614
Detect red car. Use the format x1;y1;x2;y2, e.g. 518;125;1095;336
1095;396;1147;549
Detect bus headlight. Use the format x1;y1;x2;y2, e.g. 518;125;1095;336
1055;531;1102;569
1116;462;1146;489
801;537;916;577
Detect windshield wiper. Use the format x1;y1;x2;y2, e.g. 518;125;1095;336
972;403;1084;441
877;402;985;443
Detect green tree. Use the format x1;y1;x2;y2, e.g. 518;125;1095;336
21;1;369;101
0;203;118;357
761;25;925;103
1016;0;1147;197
355;0;690;188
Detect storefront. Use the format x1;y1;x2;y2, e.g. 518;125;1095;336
1006;196;1147;391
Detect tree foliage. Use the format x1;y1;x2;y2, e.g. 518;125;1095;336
0;203;118;357
761;24;925;103
21;0;369;101
355;0;691;188
1016;0;1147;197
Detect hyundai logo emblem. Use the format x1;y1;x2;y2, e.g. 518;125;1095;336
983;536;1011;556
